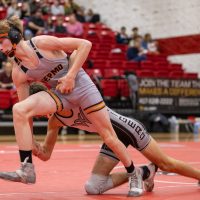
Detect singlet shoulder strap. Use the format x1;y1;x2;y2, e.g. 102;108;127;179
29;39;43;59
14;57;28;73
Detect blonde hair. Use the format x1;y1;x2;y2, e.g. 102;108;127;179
0;15;23;34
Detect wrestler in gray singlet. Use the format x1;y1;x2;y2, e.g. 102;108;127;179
54;105;151;161
14;39;105;112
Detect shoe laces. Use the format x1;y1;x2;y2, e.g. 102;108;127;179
130;169;142;189
21;157;29;170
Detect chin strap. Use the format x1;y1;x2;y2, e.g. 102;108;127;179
0;33;16;57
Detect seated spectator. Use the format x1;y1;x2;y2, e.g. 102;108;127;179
142;33;160;55
64;0;80;15
129;26;141;46
29;0;42;14
45;17;55;33
51;0;65;16
6;0;21;18
127;36;147;62
0;0;7;8
24;9;45;40
130;27;140;39
66;13;83;36
41;0;50;15
116;26;129;44
75;6;86;23
54;17;67;33
85;8;100;23
20;1;30;19
0;61;14;89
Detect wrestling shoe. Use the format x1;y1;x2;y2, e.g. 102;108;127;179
144;163;158;192
0;157;36;184
128;167;143;197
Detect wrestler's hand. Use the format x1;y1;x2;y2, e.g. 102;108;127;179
56;74;75;94
32;140;50;161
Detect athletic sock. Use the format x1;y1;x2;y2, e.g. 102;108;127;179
125;161;135;173
19;150;32;163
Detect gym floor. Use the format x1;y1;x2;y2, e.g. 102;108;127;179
0;133;199;200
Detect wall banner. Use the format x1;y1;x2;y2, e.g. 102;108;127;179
138;78;200;113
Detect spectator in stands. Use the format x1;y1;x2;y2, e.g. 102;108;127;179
45;16;55;33
64;0;80;15
29;0;42;14
129;27;141;46
0;0;7;8
124;70;138;111
54;17;67;34
50;0;65;16
85;8;100;23
127;36;147;62
130;27;140;39
40;0;50;15
20;1;30;20
116;26;129;44
6;0;21;18
66;13;83;36
24;9;45;40
142;33;160;55
75;6;86;23
0;60;14;89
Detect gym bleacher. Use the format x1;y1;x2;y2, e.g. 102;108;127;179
0;1;200;134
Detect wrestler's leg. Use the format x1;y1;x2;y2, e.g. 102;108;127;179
85;107;132;168
13;91;57;150
85;154;127;194
85;107;143;196
142;137;200;180
0;91;57;184
85;154;154;194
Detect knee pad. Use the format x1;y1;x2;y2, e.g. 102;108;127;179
85;173;113;195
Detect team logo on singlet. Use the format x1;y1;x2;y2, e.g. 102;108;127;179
42;64;63;82
71;107;92;127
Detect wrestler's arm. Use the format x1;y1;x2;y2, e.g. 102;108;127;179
32;115;62;161
34;35;91;79
69;50;77;68
12;62;30;101
34;36;91;93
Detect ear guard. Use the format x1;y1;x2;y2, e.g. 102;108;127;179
8;27;22;45
0;26;22;57
0;27;22;45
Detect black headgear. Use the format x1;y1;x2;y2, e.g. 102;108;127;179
7;22;22;45
0;24;22;45
0;21;23;57
7;27;22;45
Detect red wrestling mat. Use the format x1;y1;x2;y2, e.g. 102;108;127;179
0;141;199;200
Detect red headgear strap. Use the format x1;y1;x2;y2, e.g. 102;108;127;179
0;33;8;38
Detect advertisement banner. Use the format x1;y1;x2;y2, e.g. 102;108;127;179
138;78;200;113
